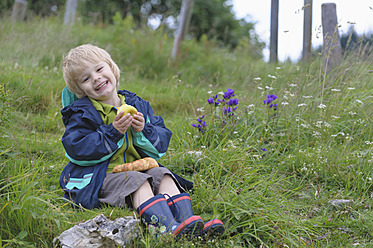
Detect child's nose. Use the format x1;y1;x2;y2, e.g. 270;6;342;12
93;72;101;81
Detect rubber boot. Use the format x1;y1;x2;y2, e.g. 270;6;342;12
167;192;224;238
137;194;203;238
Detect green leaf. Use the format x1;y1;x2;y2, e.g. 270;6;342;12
17;230;28;240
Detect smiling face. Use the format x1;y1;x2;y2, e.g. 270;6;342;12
78;61;119;105
62;44;120;100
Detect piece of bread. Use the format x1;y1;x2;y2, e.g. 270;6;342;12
112;157;159;173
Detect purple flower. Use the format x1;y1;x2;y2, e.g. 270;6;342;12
227;98;239;106
207;98;214;104
263;94;277;105
192;115;207;133
261;148;267;152
223;89;235;99
274;103;278;111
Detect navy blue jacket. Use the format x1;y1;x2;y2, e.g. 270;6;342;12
59;89;193;209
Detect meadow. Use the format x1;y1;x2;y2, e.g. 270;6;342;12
0;15;372;247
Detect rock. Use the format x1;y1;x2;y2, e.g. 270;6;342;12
53;214;140;248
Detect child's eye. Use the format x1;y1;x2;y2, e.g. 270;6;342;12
97;67;103;72
83;77;89;82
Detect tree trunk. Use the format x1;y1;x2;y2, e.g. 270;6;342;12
302;0;312;61
269;0;279;63
321;3;342;74
11;0;28;22
64;0;78;26
171;0;194;60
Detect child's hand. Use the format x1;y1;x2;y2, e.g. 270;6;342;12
113;111;133;134
131;112;145;133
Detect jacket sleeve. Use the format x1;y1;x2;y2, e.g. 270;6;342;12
61;108;125;166
131;97;172;159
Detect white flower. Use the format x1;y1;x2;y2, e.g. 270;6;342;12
355;100;363;104
268;74;277;79
187;132;191;135
276;67;281;70
207;91;212;94
187;151;202;158
265;86;273;90
331;115;340;119
317;104;326;109
303;96;312;98
248;104;255;108
218;91;224;95
312;131;321;137
197;107;205;112
257;87;263;90
298;103;306;107
324;122;331;128
281;101;289;106
347;87;355;90
253;77;261;81
289;84;297;87
331;89;341;92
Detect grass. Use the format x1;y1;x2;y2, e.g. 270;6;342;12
1;15;373;247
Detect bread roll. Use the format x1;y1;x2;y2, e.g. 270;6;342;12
112;157;159;173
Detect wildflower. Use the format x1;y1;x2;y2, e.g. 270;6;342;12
331;89;341;92
223;89;235;99
317;104;326;109
192;115;206;133
298;103;306;107
347;87;355;90
261;148;267;151
281;101;289;106
254;77;261;81
263;94;277;105
289;84;297;87
265;86;273;90
268;74;277;79
355;100;363;104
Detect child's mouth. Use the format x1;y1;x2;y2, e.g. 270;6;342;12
96;81;107;90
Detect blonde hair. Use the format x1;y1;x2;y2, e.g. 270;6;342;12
62;44;120;98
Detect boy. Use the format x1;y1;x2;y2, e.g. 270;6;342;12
59;44;224;238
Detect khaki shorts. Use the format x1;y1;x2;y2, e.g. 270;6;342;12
98;167;184;208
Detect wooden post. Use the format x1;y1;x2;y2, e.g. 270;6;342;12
302;0;312;61
64;0;78;26
321;3;342;73
269;0;279;63
11;0;28;22
171;0;194;60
